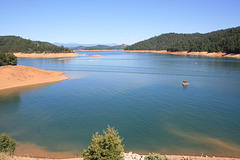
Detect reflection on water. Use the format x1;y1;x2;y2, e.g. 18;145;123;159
0;83;61;137
1;51;240;157
48;57;78;64
0;82;60;110
0;83;54;99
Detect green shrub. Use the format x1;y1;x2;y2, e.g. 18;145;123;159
0;53;17;66
81;125;124;160
6;53;17;65
145;153;171;160
0;133;16;156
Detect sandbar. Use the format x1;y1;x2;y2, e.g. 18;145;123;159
90;55;104;57
124;50;240;59
0;65;69;91
13;53;87;58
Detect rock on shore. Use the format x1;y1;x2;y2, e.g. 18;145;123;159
124;152;145;160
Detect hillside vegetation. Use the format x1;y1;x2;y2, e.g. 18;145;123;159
0;36;73;53
125;33;204;50
125;26;240;54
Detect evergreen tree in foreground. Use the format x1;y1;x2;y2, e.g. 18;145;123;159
81;125;124;160
0;133;16;156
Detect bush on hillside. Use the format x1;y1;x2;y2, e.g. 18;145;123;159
81;125;124;160
0;133;16;156
0;53;17;66
144;153;171;160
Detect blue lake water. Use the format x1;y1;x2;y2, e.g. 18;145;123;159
0;51;240;157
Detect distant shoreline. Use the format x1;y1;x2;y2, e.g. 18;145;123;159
13;52;87;58
0;65;69;91
124;50;240;59
77;49;123;51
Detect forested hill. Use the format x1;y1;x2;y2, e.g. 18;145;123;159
125;33;205;50
168;27;240;54
0;36;73;53
125;26;240;54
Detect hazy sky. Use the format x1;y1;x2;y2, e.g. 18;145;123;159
1;0;240;44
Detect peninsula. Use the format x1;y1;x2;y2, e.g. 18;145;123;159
0;37;83;90
0;65;69;91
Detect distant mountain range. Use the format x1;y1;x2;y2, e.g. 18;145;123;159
72;44;128;50
53;42;119;48
125;26;240;54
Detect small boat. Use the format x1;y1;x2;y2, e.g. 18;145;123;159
182;80;189;86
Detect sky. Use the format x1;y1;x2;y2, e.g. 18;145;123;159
1;0;240;45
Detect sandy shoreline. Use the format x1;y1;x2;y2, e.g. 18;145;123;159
12;142;240;160
124;50;240;59
3;154;240;160
13;53;87;58
90;55;104;57
0;65;69;91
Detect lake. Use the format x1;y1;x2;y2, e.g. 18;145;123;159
0;51;240;158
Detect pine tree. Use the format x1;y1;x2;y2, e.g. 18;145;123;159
0;133;16;156
81;125;124;160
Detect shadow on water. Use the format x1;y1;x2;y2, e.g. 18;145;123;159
0;83;57;105
0;82;62;136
